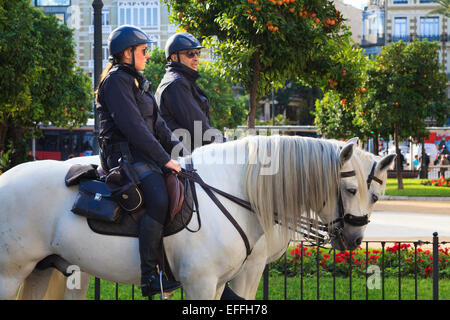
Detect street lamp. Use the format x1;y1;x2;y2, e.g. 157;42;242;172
92;0;103;155
92;0;103;299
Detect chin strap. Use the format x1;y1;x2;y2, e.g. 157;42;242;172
131;46;136;69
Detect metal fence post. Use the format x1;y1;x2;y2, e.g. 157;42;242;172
433;232;439;300
94;277;100;300
263;264;269;300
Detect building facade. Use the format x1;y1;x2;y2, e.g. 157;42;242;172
334;0;364;44
33;0;178;79
361;0;386;56
362;0;450;78
385;0;450;78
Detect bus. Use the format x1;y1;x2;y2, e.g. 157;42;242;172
30;119;95;161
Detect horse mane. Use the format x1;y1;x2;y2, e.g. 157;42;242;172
242;135;342;241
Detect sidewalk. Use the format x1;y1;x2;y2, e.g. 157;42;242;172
369;199;450;244
374;199;450;215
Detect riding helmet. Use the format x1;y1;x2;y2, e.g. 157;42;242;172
108;25;154;56
165;32;204;61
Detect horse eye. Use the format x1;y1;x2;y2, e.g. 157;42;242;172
372;194;379;203
346;188;357;195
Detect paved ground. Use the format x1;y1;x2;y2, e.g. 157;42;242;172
366;200;450;243
374;200;450;215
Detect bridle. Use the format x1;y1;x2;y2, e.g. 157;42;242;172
323;161;383;245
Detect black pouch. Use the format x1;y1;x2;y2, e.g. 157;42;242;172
105;159;143;214
72;180;122;222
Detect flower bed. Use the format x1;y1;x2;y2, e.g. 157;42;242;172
420;177;450;187
271;243;450;279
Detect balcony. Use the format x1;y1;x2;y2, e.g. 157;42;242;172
392;35;409;42
419;34;440;41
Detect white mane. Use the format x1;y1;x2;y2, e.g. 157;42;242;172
242;135;342;241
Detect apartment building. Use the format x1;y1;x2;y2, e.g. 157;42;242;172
362;0;450;76
33;0;177;79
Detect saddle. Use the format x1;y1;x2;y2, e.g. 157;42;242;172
65;164;194;238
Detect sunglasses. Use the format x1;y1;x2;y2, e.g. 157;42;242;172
141;47;150;55
182;50;201;58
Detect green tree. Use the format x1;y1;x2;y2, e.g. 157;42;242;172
0;0;92;168
313;40;369;139
164;0;350;128
427;0;450;18
144;47;246;131
364;40;448;189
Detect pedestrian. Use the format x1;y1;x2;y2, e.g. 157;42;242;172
413;155;419;170
95;25;182;297
155;32;225;152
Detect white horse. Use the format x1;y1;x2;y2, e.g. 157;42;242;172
7;136;357;300
227;139;396;299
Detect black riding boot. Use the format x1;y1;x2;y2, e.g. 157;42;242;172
139;214;182;296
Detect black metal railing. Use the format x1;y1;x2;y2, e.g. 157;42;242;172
93;232;448;300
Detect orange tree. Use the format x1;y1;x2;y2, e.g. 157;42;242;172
363;40;448;189
164;0;349;128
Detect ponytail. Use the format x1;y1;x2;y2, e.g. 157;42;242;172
94;53;123;103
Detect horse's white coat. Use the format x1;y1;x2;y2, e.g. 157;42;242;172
5;136;361;300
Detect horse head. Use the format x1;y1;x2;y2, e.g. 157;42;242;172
322;139;396;251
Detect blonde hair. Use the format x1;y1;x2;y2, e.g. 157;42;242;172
94;52;124;103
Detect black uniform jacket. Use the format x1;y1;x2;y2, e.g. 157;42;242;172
155;61;214;150
96;64;180;169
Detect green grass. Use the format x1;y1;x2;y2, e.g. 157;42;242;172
255;274;449;300
86;276;450;300
385;178;450;197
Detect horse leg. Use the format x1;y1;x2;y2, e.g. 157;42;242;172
229;260;267;300
0;275;25;300
183;277;219;300
16;268;54;300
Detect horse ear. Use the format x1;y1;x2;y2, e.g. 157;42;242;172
340;143;354;165
377;154;396;172
347;137;360;148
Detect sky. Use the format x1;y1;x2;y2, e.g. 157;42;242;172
342;0;369;9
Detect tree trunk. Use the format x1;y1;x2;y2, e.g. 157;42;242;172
394;122;404;189
373;133;379;156
8;123;27;167
419;139;427;179
0;120;8;154
247;49;261;129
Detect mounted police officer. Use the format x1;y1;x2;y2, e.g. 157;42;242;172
156;32;240;300
155;32;225;152
95;25;182;297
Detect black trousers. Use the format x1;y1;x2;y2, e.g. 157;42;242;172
139;170;168;225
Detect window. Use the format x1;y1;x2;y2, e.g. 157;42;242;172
420;17;439;41
393;0;408;3
393;17;408;42
36;0;70;6
118;1;160;28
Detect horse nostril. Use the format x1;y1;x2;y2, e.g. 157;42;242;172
354;237;363;247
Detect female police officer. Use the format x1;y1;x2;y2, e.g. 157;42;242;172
95;25;182;297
